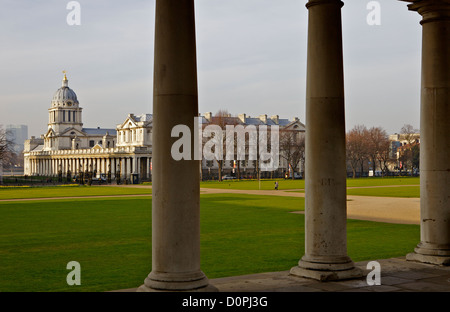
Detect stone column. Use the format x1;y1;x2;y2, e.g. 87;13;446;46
138;0;215;292
290;0;362;281
134;156;138;174
403;0;450;265
150;157;152;179
125;157;130;180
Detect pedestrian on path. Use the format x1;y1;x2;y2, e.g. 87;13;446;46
274;181;278;190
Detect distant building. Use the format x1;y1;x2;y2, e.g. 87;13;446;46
23;73;152;181
23;73;306;182
6;124;28;154
389;133;420;160
199;112;306;179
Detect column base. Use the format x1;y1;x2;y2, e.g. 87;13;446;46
406;242;450;266
137;271;218;292
290;256;364;282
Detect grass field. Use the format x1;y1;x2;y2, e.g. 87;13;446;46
347;185;420;198
0;185;151;200
200;176;420;191
0;190;419;292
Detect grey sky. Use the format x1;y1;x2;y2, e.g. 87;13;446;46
0;0;422;138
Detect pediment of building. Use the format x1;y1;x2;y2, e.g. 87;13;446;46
283;120;306;132
117;117;138;130
44;128;56;138
60;127;86;137
92;143;103;150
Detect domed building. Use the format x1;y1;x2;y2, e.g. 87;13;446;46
23;73;153;182
23;73;305;184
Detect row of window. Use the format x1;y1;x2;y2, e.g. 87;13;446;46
118;129;151;143
51;110;78;123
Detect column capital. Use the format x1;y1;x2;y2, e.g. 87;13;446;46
401;0;450;24
306;0;343;9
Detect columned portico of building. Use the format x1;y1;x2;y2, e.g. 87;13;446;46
290;0;362;281
402;0;450;266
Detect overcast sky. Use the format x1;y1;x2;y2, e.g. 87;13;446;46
0;0;422;138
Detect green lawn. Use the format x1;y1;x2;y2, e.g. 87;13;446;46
0;185;151;200
201;179;304;190
347;186;420;198
0;177;420;200
345;176;419;187
200;176;420;191
0;193;419;292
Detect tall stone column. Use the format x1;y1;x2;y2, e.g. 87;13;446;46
290;0;362;281
138;0;216;291
403;0;450;265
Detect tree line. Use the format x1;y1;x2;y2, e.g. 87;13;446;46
0;126;24;175
346;124;419;178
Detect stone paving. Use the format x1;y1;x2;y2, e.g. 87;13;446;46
210;257;450;292
116;257;449;292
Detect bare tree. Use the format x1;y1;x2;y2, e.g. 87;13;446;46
376;137;394;177
367;126;390;176
346;125;369;178
279;129;305;179
206;110;239;181
1;126;15;183
0;126;14;164
398;124;420;175
400;124;419;145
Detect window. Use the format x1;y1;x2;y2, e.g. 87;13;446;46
63;111;65;122
89;140;95;147
68;111;71;122
73;111;76;122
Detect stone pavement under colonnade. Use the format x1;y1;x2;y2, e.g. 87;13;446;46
115;257;449;292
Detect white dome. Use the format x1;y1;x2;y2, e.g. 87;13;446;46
51;73;79;107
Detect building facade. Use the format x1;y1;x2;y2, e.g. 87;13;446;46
23;74;153;182
23;73;305;183
199;112;306;180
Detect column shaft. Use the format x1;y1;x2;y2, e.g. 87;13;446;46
404;0;450;265
290;0;362;281
139;0;215;291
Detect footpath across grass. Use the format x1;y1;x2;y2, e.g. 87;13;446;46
0;193;419;292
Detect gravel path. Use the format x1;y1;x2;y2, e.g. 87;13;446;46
200;187;420;225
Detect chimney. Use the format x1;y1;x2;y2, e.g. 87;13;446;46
258;114;268;123
204;112;212;121
238;113;246;123
270;115;279;124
